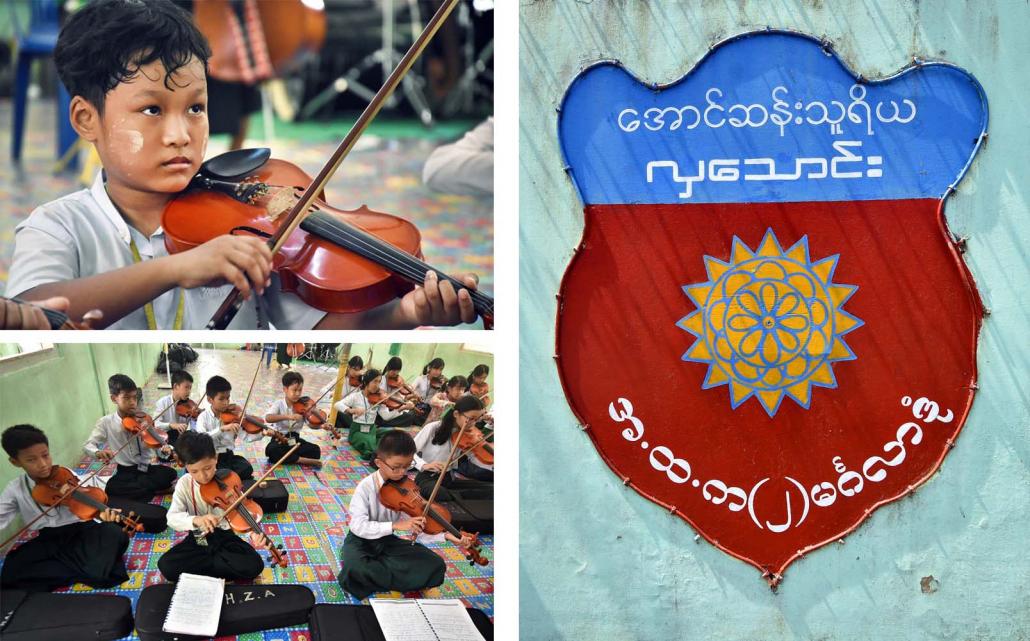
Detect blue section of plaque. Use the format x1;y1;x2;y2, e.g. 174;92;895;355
558;31;988;205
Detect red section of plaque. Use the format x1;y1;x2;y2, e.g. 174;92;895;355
555;198;981;583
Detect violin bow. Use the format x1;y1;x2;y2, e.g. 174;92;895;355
207;0;462;329
412;417;474;545
205;442;301;529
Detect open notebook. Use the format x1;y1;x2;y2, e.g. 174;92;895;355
162;573;225;637
370;599;486;641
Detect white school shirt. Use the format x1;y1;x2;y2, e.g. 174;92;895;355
422;117;493;197
411;375;433;402
166;473;232;532
153;394;195;432
84;413;158;467
266;399;301;433
5;172;326;330
413;420;491;472
347;471;441;543
339;390;378;426
0;472;102;531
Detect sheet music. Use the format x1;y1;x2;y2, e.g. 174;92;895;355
371;599;436;641
371;599;485;641
419;600;487;641
162;573;224;637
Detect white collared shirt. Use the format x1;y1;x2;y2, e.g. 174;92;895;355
413;420;491;471
83;412;158;467
6;172;326;329
347;471;441;543
266;399;300;433
0;472;100;531
153;394;196;432
166;473;232;532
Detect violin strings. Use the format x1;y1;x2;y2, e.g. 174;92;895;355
300;211;493;315
297;208;490;309
302;212;493;311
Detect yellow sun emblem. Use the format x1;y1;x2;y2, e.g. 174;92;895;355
677;229;863;417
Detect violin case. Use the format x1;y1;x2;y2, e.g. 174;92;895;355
0;590;134;641
242;478;290;513
308;603;493;641
442;498;494;534
106;496;168;533
134;583;314;640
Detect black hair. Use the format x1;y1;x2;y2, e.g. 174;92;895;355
205;375;231;398
432;395;484;446
447;375;468;392
171;370;193;386
348;355;364;369
376;429;416;459
282;371;303;388
422;358;445;375
360;369;381;388
108;373;138;396
468;364;490;383
384;356;402;373
175;431;216;465
54;0;211;114
2;424;48;458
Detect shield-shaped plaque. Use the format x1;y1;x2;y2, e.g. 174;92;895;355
555;31;987;586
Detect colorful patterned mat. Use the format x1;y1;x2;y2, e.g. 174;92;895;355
0;99;493;302
0;349;493;640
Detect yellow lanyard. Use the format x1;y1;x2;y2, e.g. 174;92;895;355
129;238;184;330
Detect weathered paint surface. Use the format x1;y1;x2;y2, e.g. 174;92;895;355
520;2;1030;639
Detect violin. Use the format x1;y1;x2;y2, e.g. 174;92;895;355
175;398;202;420
198;469;287;568
0;296;101;330
162;155;494;328
286;343;305;358
429;374;447;392
221;404;289;445
365;387;405;411
469;381;490;403
348;373;361;388
122;411;172;450
379;477;487;566
292;396;341;439
452;424;493;466
31;466;143;535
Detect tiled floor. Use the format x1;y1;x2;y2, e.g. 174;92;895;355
0;348;493;640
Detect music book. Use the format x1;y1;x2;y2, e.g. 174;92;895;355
370;598;486;641
162;573;225;637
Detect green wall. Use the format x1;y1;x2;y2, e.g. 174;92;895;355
338;343;493;391
0;343;163;539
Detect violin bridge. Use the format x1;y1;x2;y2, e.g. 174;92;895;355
263;185;298;222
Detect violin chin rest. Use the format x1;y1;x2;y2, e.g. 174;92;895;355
197;148;271;181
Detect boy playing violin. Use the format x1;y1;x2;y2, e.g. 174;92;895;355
158;432;264;582
84;374;177;502
4;0;481;330
1;425;130;591
152;370;195;447
263;371;323;467
337;429;473;600
195;376;255;481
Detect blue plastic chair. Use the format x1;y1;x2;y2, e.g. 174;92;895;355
8;0;77;167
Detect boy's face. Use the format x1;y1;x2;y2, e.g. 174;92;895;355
173;381;193;401
112;389;138;415
10;443;53;480
284;382;303;403
185;456;218;485
208;391;231;412
376;453;414;481
81;57;208;196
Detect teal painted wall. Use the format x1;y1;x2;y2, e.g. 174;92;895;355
0;343;164;539
520;2;1029;640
